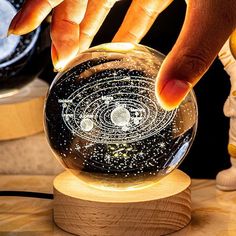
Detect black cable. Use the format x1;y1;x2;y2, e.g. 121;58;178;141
0;191;53;199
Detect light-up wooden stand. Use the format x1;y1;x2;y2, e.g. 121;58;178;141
0;79;63;175
53;169;191;236
0;79;48;140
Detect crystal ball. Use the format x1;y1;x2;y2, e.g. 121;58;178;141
45;43;198;191
0;0;50;97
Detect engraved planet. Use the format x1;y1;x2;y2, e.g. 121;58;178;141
80;118;94;131
110;106;131;127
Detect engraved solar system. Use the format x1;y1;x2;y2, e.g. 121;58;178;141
45;43;197;190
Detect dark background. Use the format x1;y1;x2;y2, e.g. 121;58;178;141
40;0;231;179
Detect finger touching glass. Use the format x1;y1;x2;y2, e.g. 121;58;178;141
155;0;236;110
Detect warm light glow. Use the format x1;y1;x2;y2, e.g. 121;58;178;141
102;42;135;52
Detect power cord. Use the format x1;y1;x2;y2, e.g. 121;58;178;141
0;191;53;199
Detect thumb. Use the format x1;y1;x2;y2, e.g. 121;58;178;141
156;0;236;110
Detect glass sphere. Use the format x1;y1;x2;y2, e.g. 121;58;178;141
0;0;50;97
45;43;198;191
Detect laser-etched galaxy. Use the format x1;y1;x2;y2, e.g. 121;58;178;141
61;75;176;144
45;43;198;190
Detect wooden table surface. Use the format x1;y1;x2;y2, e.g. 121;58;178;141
0;174;236;236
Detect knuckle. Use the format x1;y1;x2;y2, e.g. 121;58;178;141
80;30;93;40
45;0;53;8
134;0;159;17
125;31;140;42
220;1;236;26
46;0;58;9
61;19;80;26
104;0;118;9
180;51;209;77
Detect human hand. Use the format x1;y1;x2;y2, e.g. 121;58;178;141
8;0;121;71
8;0;236;110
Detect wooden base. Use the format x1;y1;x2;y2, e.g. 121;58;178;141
0;79;48;140
53;169;191;236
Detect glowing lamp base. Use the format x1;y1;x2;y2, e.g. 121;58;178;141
0;79;48;140
53;169;191;236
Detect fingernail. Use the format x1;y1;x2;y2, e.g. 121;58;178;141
157;79;191;111
8;10;23;35
8;25;15;36
52;44;80;72
51;44;62;72
7;29;13;37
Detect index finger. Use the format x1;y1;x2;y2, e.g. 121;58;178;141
8;0;63;35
